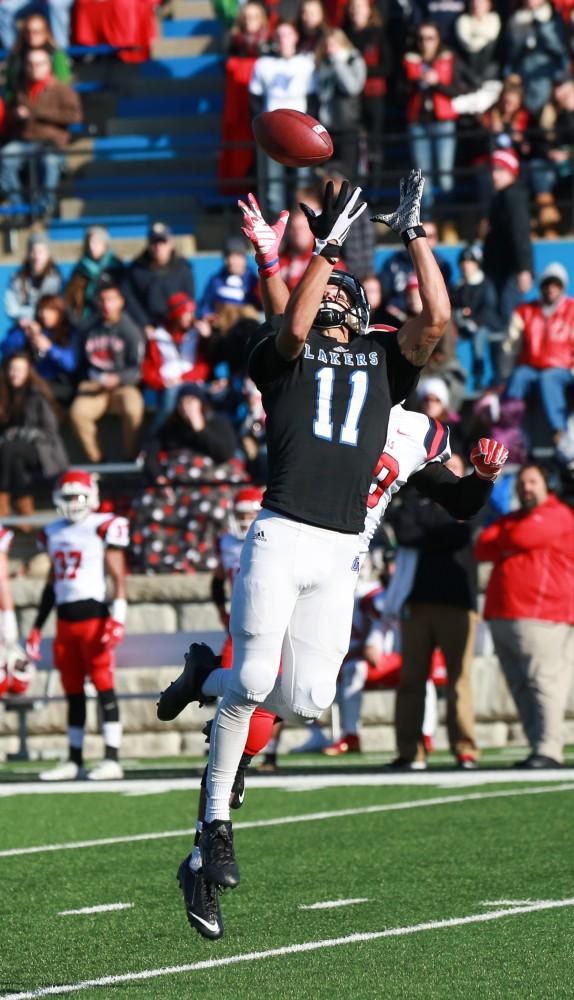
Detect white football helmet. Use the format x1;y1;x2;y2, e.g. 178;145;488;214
53;470;99;522
229;486;263;539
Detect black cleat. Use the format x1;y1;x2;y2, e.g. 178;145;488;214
201;820;240;888
382;756;427;772
177;855;223;940
157;643;220;721
230;753;251;810
513;753;562;769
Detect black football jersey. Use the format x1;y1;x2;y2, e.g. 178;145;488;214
248;327;421;533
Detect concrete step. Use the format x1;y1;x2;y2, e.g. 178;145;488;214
168;0;215;17
152;34;219;57
105;113;221;137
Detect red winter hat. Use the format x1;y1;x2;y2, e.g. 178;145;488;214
490;149;520;178
167;291;195;322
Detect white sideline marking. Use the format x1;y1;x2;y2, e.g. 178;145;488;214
299;898;369;910
0;782;572;859
1;897;573;999
58;903;134;917
0;769;572;798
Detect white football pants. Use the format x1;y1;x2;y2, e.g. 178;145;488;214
205;511;360;822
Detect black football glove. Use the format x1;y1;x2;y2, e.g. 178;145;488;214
300;180;367;254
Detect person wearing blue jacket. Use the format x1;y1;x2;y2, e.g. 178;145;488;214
1;293;79;404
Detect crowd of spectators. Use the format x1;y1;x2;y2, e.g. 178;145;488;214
219;0;574;239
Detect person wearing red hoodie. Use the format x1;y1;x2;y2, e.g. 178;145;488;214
475;462;574;768
503;262;574;443
0;46;81;217
142;292;212;433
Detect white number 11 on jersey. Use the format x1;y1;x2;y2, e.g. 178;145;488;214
313;368;369;446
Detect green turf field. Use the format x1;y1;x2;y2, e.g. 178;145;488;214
1;763;574;1000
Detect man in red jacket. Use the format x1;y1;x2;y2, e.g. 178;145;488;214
503;262;574;442
475;463;574;767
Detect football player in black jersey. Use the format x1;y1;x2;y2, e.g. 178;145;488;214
159;171;451;896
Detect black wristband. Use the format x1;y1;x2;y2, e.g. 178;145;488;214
401;225;427;247
319;243;342;265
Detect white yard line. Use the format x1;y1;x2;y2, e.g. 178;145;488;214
1;897;573;1000
299;898;369;910
58;903;134;917
1;782;573;859
0;769;572;798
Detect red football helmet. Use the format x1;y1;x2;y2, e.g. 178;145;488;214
230;487;263;539
53;470;99;522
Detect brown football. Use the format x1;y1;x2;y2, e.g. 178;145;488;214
252;109;334;167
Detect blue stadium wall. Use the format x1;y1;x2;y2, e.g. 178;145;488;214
0;238;573;337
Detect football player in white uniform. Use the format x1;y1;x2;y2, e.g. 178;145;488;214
26;470;129;781
0;526;33;698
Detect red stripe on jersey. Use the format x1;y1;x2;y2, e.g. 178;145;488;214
426;418;448;460
368;324;398;332
96;516;117;540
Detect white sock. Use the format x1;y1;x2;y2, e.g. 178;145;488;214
422;681;438;740
341;659;368;735
201;667;229;700
205;692;256;823
102;721;122;750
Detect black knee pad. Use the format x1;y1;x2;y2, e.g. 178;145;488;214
97;688;120;723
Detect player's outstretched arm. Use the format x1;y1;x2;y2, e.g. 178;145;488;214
102;548;127;648
278;181;366;360
371;170;450;367
409;438;509;519
238;193;290;321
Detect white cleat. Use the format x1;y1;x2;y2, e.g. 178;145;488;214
39;761;86;782
87;759;124;781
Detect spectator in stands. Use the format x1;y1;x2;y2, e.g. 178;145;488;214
420;0;466;45
0;47;82;218
220;1;271;190
403;22;464;212
122;223;195;336
475;462;574;767
482;148;533;324
237;377;267;479
314;28;367;178
318;161;373;277
451;242;501;389
197;237;259;319
142;291;212;434
454;0;501;89
249;20;316;216
344;0;390;183
5;12;71;103
4;231;62;328
65;226;124;325
379;218;451;317
362;273;390;325
503;263;574;445
228;0;270;55
418;326;468;418
386;452;487;770
529;79;574;237
144;384;238;481
1;293;79;404
73;0;160;63
416;375;465;451
296;0;328;53
504;0;569;116
46;0;75;49
69;283;144;462
0;351;67;520
481;76;530;157
0;0;32;50
279;193;321;292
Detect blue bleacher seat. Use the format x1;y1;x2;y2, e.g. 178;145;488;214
162;19;224;38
